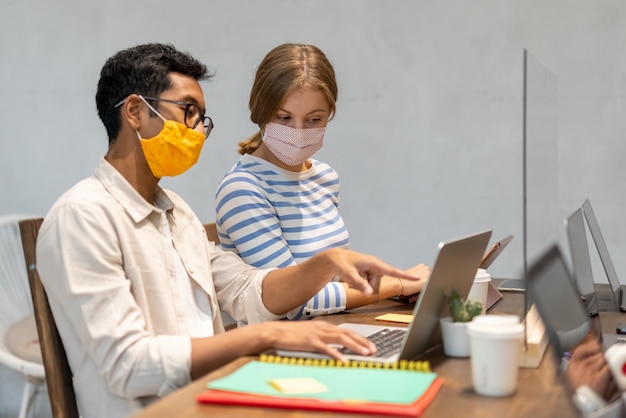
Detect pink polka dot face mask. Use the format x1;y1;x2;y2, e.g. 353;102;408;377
262;122;326;166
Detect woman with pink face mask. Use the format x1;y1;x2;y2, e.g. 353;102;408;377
215;44;430;321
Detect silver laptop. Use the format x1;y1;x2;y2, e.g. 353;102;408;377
565;207;605;316
527;245;624;359
276;229;492;363
527;245;592;358
527;244;626;418
582;199;626;312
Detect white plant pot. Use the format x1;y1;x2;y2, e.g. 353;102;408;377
440;317;470;358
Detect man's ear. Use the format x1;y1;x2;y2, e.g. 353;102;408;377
120;94;144;130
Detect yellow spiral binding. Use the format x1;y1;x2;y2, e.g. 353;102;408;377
259;353;431;372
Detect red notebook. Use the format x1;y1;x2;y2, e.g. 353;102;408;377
197;377;442;417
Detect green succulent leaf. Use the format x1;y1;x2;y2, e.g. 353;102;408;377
448;290;483;322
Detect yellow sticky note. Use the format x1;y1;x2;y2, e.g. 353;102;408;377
269;377;328;394
375;313;414;324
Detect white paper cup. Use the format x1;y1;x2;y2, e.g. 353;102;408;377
467;268;491;314
467;316;524;397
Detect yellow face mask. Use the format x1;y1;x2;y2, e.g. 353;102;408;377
137;99;206;178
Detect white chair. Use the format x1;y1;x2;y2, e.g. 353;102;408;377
0;214;46;418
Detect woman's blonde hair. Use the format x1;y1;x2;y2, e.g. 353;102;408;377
238;43;338;155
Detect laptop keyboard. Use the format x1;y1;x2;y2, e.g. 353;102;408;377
339;328;406;358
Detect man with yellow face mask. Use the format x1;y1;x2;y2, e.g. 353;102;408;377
35;43;421;418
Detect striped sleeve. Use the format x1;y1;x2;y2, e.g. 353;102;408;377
285;281;347;320
215;160;348;319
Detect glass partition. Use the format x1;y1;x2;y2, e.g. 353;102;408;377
496;50;559;367
522;49;559;367
523;49;560;286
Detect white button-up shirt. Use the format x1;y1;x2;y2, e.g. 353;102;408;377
37;158;280;418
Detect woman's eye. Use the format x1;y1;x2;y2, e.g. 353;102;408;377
276;115;291;122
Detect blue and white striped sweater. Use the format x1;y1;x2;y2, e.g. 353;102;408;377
215;154;349;320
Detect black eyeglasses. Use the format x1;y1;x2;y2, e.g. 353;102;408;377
115;95;214;139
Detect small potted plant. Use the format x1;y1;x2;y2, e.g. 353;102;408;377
440;290;483;357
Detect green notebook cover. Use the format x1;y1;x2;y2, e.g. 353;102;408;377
207;360;437;405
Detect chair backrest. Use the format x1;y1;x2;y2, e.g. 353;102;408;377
19;218;79;418
204;222;220;244
0;214;36;332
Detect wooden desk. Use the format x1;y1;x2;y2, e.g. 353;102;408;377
134;291;585;418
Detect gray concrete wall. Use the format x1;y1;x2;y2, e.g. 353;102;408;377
2;1;625;415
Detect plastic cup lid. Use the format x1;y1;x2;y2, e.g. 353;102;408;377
475;268;491;281
467;316;524;338
472;314;520;326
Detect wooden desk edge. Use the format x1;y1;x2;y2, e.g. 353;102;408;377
133;294;582;418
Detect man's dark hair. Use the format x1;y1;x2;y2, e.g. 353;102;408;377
96;43;211;143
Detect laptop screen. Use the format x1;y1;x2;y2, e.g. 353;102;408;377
527;244;622;414
527;245;591;357
582;199;622;300
566;207;596;297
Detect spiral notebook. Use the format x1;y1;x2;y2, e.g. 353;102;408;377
197;358;442;417
276;230;492;363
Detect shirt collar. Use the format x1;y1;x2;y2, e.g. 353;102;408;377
93;157;174;223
